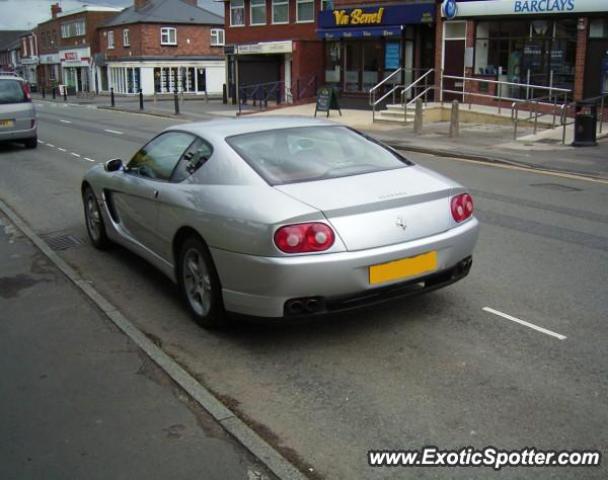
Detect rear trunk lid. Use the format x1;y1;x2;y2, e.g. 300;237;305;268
274;166;458;251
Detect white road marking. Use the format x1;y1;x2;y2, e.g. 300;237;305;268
37;140;44;144
57;148;67;152
84;157;95;162
60;119;72;124
70;152;81;158
104;129;123;135
46;143;55;148
483;307;567;341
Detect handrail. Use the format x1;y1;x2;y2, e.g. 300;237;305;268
401;69;434;102
369;68;402;96
406;86;435;108
442;74;571;94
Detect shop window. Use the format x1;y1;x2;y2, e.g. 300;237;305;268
296;0;314;23
250;0;266;25
161;27;177;45
210;29;225;46
231;0;245;26
590;19;608;39
272;0;288;24
321;0;333;11
325;41;341;84
445;21;466;40
123;29;130;47
108;31;115;49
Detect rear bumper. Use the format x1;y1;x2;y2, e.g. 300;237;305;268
211;217;479;318
0;125;37;142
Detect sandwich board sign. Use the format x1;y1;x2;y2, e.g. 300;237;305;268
314;86;342;117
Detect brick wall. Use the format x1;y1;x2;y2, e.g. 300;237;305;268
433;1;443;95
225;0;320;44
100;23;224;59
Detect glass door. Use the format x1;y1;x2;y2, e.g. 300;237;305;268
344;41;361;93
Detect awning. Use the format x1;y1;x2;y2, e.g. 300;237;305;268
317;26;403;40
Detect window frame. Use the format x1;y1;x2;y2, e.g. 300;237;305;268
160;27;177;46
126;131;200;182
123;28;130;47
320;0;332;11
250;0;267;26
230;0;245;27
272;0;289;24
107;30;115;49
210;28;225;46
296;0;314;23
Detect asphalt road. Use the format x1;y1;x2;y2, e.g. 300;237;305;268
0;101;606;479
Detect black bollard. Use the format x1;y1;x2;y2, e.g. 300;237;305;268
63;87;67;102
42;87;46;99
52;86;56;100
110;87;115;107
222;83;227;104
174;89;180;115
139;89;144;110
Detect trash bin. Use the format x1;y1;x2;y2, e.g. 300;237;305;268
572;100;598;147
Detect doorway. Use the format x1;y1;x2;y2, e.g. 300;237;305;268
443;21;467;102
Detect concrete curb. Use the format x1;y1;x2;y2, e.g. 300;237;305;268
0;198;309;480
384;142;608;183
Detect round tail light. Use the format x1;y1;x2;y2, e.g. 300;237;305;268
274;223;335;253
451;193;474;223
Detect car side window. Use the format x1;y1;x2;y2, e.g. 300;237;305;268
127;132;195;181
171;138;213;183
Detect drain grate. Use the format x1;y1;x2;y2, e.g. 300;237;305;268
41;233;84;251
530;183;582;192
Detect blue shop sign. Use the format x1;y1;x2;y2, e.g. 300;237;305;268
385;42;401;70
318;3;435;30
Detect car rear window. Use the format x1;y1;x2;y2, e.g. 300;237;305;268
0;80;26;104
226;126;412;185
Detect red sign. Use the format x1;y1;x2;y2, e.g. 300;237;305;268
64;52;78;61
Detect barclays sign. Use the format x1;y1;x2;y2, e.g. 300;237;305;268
442;0;607;18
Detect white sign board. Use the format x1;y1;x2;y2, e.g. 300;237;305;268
443;0;608;18
237;41;293;55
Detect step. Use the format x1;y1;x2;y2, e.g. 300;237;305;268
375;113;415;124
376;109;415;120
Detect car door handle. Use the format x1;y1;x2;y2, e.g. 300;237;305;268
153;190;159;199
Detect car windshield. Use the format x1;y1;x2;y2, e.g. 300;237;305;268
226;126;412;185
0;80;26;104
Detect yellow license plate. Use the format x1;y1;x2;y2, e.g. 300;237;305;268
0;119;14;128
369;251;438;285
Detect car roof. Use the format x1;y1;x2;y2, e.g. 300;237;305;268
169;116;341;141
0;74;24;81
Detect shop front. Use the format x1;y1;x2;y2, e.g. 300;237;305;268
440;0;608;101
38;54;61;89
317;3;436;95
104;60;225;96
60;47;92;93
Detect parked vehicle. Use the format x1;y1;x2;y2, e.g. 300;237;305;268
0;74;37;149
82;118;479;327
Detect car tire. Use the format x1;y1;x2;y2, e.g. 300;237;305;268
83;186;111;250
24;137;37;149
177;236;227;328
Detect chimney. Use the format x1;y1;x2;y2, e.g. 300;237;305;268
51;2;62;18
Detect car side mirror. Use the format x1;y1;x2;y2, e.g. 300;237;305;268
104;158;124;172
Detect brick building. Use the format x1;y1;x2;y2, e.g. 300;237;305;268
36;3;122;92
18;32;39;87
97;0;225;95
223;0;325;103
435;0;608;104
0;31;27;74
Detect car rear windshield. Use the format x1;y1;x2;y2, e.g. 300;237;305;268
226;126;412;185
0;80;26;104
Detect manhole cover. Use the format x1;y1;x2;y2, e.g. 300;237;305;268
530;183;582;192
41;233;84;251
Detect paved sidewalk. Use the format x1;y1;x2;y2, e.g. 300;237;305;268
0;211;275;480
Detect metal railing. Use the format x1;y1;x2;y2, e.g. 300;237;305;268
370;68;432;122
512;91;570;140
238;75;318;114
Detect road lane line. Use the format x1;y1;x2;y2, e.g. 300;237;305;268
84;157;95;162
483;307;567;341
104;129;124;135
70;152;81;158
46;143;55;147
37;140;44;144
57;147;67;152
60;119;72;124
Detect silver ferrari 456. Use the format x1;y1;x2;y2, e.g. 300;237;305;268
82;117;479;327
